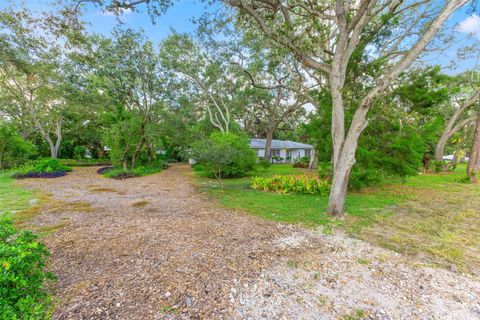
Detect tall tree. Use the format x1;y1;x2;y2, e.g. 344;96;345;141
160;33;245;133
0;8;83;159
90;29;169;168
224;0;468;217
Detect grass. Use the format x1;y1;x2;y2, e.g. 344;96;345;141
0;171;38;214
196;164;480;274
197;165;405;228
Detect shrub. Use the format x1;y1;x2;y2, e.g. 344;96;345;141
292;157;310;168
0;123;36;169
73;146;86;159
431;160;445;173
101;162;166;179
251;175;330;195
0;215;55;319
191;132;256;179
59;159;112;167
30;159;71;173
12;159;72;179
258;159;271;169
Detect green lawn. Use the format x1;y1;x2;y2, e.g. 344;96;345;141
197;164;410;229
197;164;480;273
0;171;37;214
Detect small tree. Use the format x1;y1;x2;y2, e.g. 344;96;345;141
191;132;256;187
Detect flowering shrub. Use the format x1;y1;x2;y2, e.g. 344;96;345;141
251;175;330;195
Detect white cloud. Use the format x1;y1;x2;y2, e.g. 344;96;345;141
102;8;133;17
456;14;480;38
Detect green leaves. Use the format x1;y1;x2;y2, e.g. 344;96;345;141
0;215;55;319
191;132;257;179
251;175;330;195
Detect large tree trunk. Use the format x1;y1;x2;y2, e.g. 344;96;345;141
146;142;153;165
264;128;274;162
467;105;480;183
47;139;58;159
327;128;362;217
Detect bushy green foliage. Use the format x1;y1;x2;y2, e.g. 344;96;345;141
103;115;145;169
431;160;445;173
13;159;72;177
251;175;330;195
102;162;165;179
0;123;36;169
293;157;310;168
31;159;72;173
0;215;55;319
191;132;256;179
58;158;111;167
73;146;86;159
258;159;271;169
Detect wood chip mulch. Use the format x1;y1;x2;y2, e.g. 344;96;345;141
18;164;301;319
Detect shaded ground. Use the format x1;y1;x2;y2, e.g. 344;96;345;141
17;165;480;319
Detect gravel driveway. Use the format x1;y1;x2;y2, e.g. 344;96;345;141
18;165;480;319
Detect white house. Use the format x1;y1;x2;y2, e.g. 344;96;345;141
249;138;314;163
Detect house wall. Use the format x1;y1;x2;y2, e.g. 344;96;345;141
253;148;311;163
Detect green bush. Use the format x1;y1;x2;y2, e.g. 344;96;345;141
102;162;166;179
59;159;111;167
251;175;330;195
0;215;55;319
0;123;36;169
293;157;310;168
73;146;87;159
191;132;256;179
13;159;72;176
431;160;445;173
258;159;271;169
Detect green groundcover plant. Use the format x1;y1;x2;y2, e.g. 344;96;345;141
13;159;72;176
0;215;55;319
252;175;330;195
101;162;167;179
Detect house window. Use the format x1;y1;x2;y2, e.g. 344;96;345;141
271;150;281;157
305;149;311;158
286;150;291;159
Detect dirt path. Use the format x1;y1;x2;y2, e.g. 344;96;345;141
19;165;480;319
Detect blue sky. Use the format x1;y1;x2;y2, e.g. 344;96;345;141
3;0;479;74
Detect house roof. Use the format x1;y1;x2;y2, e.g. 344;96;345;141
249;138;313;150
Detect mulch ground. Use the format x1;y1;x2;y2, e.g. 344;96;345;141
18;165;301;319
17;165;480;319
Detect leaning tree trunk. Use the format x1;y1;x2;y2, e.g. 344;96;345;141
435;91;479;163
435;117;476;164
467;105;480;183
